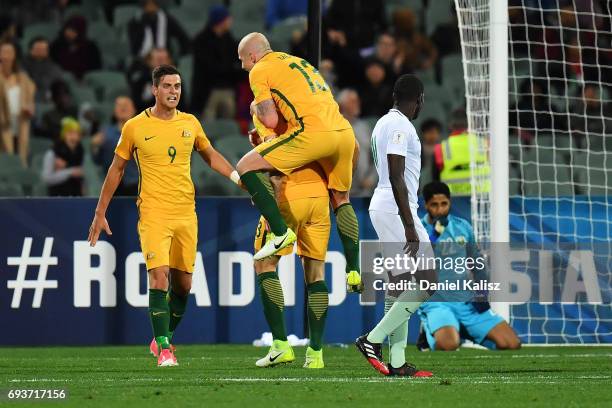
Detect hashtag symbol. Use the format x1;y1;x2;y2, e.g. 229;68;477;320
6;237;58;308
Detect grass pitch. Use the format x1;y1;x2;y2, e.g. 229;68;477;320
1;345;610;407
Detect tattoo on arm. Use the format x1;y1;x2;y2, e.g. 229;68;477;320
255;99;276;118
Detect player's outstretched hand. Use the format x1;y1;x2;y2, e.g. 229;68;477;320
88;213;112;247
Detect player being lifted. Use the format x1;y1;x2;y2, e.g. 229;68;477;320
355;75;434;377
249;114;332;369
87;65;241;367
235;33;362;292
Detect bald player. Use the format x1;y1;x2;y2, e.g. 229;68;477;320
235;33;362;291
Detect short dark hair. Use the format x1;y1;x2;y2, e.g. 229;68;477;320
152;64;180;86
423;181;451;202
393;74;424;105
421;118;442;134
28;36;48;50
449;108;468;131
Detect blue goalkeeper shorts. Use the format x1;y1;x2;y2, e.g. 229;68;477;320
418;302;504;350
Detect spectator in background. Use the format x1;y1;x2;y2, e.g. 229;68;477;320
38;79;78;140
431;4;461;58
41;116;84;196
50;15;102;80
392;8;438;72
91;95;138;196
510;79;568;144
570;84;612;149
128;47;178;112
0;41;35;167
325;0;386;51
0;15;18;46
128;0;190;58
420;119;443;180
192;5;243;120
338;88;376;196
319;58;338;95
434;109;490;196
367;32;413;82
22;37;64;104
359;58;393;117
266;0;308;30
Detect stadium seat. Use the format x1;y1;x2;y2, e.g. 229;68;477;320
520;148;575;196
231;20;266;40
0;153;23;179
413;100;447;131
83;151;103;196
214;135;251;162
167;7;204;39
230;0;266;23
203;119;241;140
575;167;611;196
72;86;97;106
64;3;104;22
21;22;60;51
178;55;193;105
441;55;465;102
509;165;521;195
29;138;53;158
84;70;129;102
182;0;223;13
425;0;454;35
268;18;306;52
0;182;24;197
113;4;139;28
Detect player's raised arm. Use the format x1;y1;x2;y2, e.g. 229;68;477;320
88;154;128;246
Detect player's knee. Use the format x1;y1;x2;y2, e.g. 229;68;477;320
435;338;460;351
497;336;521;350
172;283;191;297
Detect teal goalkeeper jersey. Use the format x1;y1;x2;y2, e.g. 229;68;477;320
421;214;486;301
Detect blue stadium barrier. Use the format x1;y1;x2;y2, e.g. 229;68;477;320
0;197;608;345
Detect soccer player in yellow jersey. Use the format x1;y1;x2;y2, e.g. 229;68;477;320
235;33;362;293
87;65;241;367
249;117;330;369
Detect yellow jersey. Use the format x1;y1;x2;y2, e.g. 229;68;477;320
115;108;211;218
249;51;351;134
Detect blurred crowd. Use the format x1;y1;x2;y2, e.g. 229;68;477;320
0;0;609;197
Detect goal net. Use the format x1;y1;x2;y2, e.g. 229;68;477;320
454;0;611;344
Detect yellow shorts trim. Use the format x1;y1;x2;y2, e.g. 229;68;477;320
137;215;198;273
253;196;331;261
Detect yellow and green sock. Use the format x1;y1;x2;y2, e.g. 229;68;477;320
167;289;187;342
335;203;360;273
241;171;287;235
307;280;329;351
149;289;170;350
257;271;287;341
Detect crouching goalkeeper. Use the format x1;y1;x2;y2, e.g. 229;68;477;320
416;181;521;351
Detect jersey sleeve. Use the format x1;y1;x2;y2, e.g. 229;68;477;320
114;121;135;160
193;116;211;152
385;126;411;157
249;66;273;104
